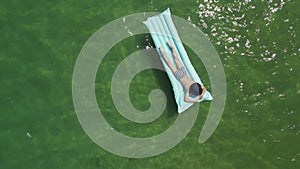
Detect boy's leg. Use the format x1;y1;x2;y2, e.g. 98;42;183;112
159;47;177;72
168;41;183;68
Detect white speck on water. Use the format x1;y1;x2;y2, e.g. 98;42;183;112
271;53;276;58
127;30;133;36
187;16;191;21
202;22;208;29
122;17;126;22
245;39;251;48
227;37;234;43
271;7;279;13
199;3;205;9
214;6;221;12
263;57;272;62
26;132;32;138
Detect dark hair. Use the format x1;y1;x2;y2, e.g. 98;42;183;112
189;82;202;96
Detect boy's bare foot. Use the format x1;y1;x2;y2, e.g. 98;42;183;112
159;46;164;54
168;41;174;49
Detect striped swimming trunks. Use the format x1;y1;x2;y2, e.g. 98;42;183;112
173;67;187;80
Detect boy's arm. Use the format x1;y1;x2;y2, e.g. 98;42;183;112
184;96;199;103
184;91;198;103
199;87;206;99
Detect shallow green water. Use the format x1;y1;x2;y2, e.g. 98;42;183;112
0;0;299;168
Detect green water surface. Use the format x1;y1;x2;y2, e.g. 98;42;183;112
0;0;299;168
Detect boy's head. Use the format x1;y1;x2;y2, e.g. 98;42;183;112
189;82;203;98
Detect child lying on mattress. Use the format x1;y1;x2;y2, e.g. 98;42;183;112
159;41;206;103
